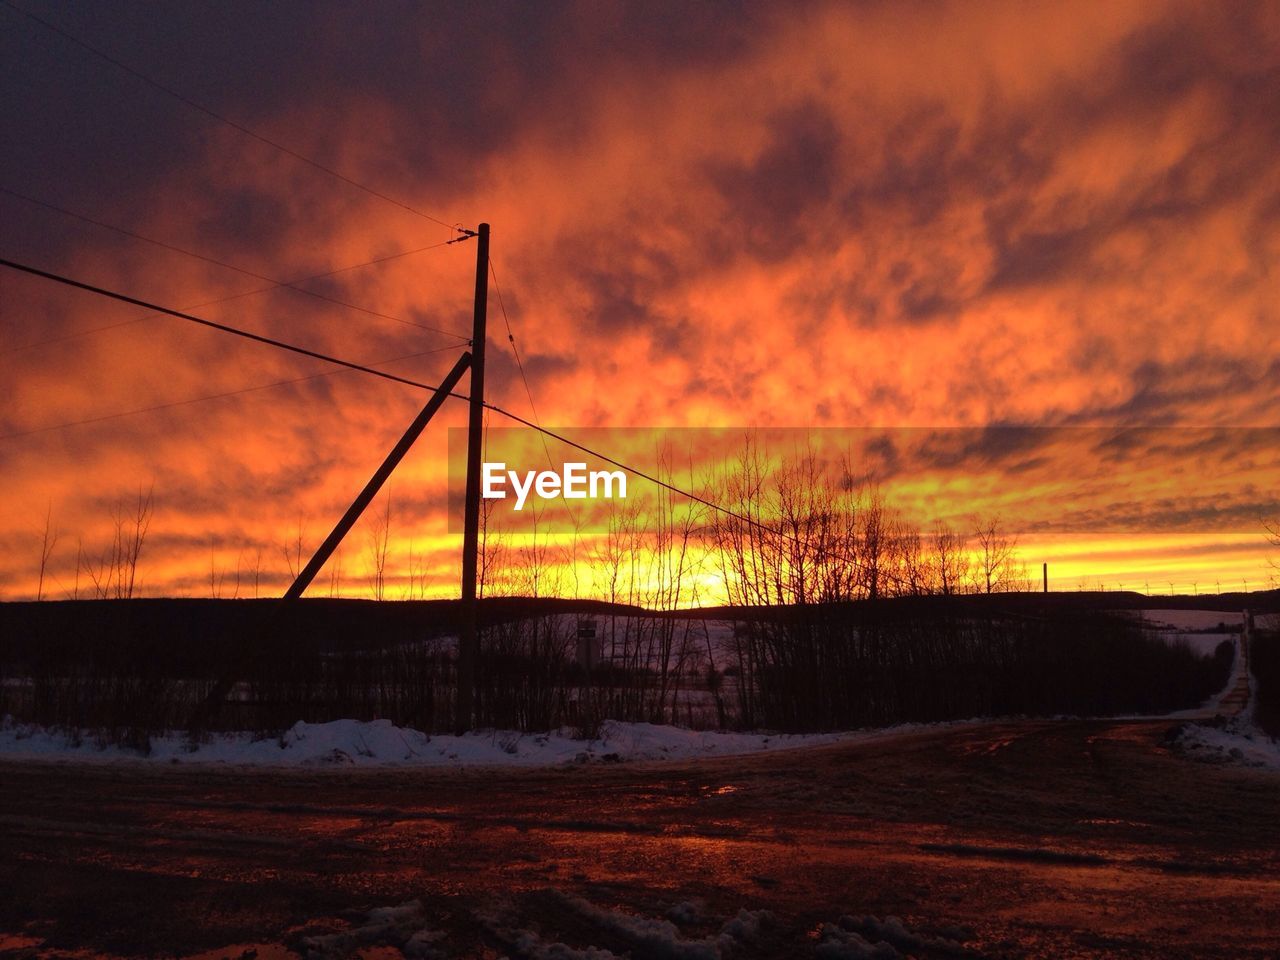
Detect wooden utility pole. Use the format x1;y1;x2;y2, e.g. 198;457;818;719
457;223;489;732
1043;562;1048;594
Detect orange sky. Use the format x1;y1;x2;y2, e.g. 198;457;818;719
2;1;1278;602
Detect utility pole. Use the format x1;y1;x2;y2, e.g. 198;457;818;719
457;223;489;733
1042;562;1048;594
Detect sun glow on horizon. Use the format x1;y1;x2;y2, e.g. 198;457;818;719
2;3;1278;604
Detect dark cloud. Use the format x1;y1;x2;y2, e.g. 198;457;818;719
4;0;1279;596
709;101;843;263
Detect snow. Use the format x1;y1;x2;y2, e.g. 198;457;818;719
302;900;447;960
481;892;771;960
1176;717;1280;771
3;606;1270;770
1170;606;1280;770
815;914;971;959
1151;632;1249;720
1135;609;1244;632
547;892;766;960
0;715;909;768
1118;608;1240;656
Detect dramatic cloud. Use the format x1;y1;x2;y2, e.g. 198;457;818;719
2;0;1278;598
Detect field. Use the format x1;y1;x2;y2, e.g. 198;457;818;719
3;718;1279;959
2;597;1277;958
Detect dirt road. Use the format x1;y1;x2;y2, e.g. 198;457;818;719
2;718;1278;959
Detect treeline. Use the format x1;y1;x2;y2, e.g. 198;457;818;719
1253;624;1280;737
0;596;1235;743
0;447;1250;743
0;599;451;742
723;601;1233;731
0;600;714;740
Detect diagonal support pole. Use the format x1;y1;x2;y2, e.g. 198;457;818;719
285;350;472;599
188;350;472;732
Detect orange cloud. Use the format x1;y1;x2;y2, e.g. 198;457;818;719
2;1;1278;599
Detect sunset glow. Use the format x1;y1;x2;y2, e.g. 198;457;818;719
2;1;1278;601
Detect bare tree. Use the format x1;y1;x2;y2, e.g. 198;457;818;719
858;487;891;600
231;548;244;599
973;514;1022;594
83;488;153;599
36;503;59;601
406;539;430;599
327;545;344;598
251;545;263;598
122;486;153;598
366;495;392;600
894;526;931;596
281;516;306;582
209;537;224;599
931;521;970;596
99;486;154;599
710;440;862;608
1267;519;1280;585
478;494;504;599
71;536;84;600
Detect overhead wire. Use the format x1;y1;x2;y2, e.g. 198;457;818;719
1;0;463;234
0;256;470;398
0;8;921;597
489;260;543;427
1;238;463;356
1;255;911;591
488;257;593;548
485;256;591;594
0;186;469;341
0;344;462;441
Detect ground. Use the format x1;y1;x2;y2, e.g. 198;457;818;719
2;718;1279;959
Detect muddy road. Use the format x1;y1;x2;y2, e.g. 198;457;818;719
2;719;1278;959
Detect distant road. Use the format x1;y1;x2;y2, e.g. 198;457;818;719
3;717;1278;959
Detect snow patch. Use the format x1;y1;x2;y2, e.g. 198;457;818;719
816;914;971;959
1134;609;1243;633
552;891;771;959
0;715;920;768
481;894;769;960
507;931;623;959
1174;717;1280;771
301;900;446;960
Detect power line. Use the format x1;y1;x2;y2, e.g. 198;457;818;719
489;259;543;425
0;254;906;590
2;237;464;356
490;258;561;466
0;256;470;398
2;0;464;234
489;257;588;537
0;345;461;440
0;186;469;340
481;401;921;592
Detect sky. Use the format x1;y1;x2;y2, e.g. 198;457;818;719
1;0;1278;602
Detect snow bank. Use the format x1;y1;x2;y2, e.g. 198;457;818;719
815;914;972;959
1136;609;1243;633
0;715;874;768
301;900;446;960
1174;717;1280;771
481;892;771;960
